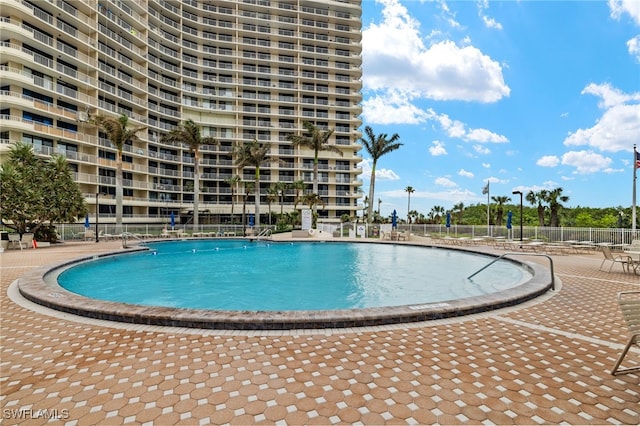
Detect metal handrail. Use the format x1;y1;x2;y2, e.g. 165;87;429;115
256;228;272;240
468;252;555;291
121;231;144;249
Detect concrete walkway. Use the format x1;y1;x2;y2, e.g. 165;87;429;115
1;239;638;425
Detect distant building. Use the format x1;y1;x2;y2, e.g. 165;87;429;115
0;0;363;225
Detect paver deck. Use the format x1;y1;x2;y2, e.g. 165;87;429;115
1;239;638;425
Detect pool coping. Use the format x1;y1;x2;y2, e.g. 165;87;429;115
17;240;554;330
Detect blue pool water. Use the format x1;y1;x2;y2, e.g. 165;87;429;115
57;240;532;311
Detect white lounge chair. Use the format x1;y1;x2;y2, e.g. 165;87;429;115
611;291;640;375
599;246;632;273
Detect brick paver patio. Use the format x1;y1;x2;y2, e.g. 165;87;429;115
1;239;638;425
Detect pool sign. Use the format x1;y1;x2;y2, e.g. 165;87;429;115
301;209;312;230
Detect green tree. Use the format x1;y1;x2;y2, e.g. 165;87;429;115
90;113;146;233
224;175;241;224
431;205;445;224
405;186;415;223
526;190;548;227
491;195;511;226
359;126;402;223
234;139;271;229
547;187;569;227
274;181;289;217
241;181;254;236
266;186;279;225
301;193;326;227
452;202;465;225
161;119;216;231
292;180;306;210
287;122;342;216
0;142;87;236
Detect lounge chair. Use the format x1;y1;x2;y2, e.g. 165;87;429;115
611;291;640;375
599;246;632;273
8;233;27;249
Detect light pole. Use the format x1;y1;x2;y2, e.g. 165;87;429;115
512;191;523;245
95;192;100;243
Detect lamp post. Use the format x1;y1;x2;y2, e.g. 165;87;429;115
512;191;523;245
95;192;100;243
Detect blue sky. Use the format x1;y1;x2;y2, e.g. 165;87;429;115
357;0;640;219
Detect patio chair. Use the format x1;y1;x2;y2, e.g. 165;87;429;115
599;246;632;273
611;291;640;375
8;233;25;250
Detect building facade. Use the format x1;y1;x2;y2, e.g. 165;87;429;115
0;0;363;226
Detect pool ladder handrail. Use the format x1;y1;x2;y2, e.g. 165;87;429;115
256;228;272;240
121;231;144;249
467;252;555;291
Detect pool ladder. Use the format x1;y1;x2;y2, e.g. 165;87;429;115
255;228;273;240
121;231;144;249
467;252;556;291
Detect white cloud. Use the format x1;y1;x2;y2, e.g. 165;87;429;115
435;177;457;187
609;0;640;25
464;128;509;143
627;35;640;62
482;163;491;168
473;144;491;155
564;83;640;153
536;155;560;167
362;0;510;104
429;140;448;156
358;158;401;181
458;169;474;178
561;150;613;174
361;91;430;124
477;0;503;30
377;169;401;180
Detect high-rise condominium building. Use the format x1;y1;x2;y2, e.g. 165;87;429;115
0;0;363;226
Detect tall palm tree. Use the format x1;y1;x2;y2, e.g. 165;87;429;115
526;190;548;226
274;181;288;217
452;202;465;225
266;186;279;225
234;139;270;229
405;186;415;223
161;119;216;232
359;125;402;223
301;193;325;227
288;121;342;216
547;187;569;227
241;181;254;236
491;195;511;226
90;113;146;233
224;175;240;224
431;205;445;224
292;179;306;210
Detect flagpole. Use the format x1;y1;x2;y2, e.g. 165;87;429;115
633;144;637;231
486;181;490;236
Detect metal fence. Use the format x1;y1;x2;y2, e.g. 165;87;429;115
6;222;640;247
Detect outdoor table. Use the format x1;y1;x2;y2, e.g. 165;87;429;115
623;250;640;275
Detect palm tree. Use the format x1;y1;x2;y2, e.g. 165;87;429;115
287;121;342;216
266;186;279;225
301;193;325;227
547;187;569;227
408;209;419;225
241;181;254;236
274;181;288;217
405;186;415;223
431;205;445;224
161;119;216;232
224;175;240;224
359;126;402;223
452;202;465;224
526;190;548;226
234;139;271;229
90;113;146;233
292;179;306;210
491;195;511;226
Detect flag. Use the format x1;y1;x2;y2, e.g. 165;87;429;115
635;151;640;169
482;182;489;195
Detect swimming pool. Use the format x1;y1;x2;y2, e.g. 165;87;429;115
57;240;532;311
21;240;554;330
